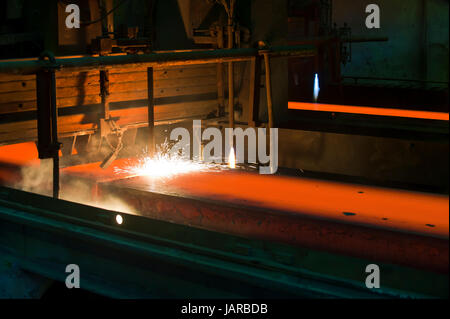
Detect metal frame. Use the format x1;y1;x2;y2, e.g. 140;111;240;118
0;46;316;198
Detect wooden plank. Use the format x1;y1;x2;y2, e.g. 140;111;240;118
0;65;216;88
0;74;35;83
0;79;36;93
0;68;217;93
0;65;216;85
0;75;216;102
0;77;217;114
0;62;219;144
0;64;216;81
0;84;218;114
0;100;217;144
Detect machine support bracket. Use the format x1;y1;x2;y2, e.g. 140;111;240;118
35;52;60;199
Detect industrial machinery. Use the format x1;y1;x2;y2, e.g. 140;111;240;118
0;0;448;299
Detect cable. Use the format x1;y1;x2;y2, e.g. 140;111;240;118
81;0;129;26
58;0;130;27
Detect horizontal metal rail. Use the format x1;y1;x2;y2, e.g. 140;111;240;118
0;46;316;75
342;75;449;86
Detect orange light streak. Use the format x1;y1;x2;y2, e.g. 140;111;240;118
289;102;449;121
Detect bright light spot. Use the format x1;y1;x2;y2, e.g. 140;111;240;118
228;147;236;169
313;73;320;102
115;214;123;225
119;155;221;178
115;141;226;179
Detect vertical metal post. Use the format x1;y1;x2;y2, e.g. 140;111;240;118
262;52;274;129
217;63;225;116
216;27;225;117
100;70;110;120
226;6;235;154
228;62;234;128
421;0;428;87
36;58;59;198
51;73;59;199
247;56;261;127
227;20;234;129
105;0;115;37
147;67;155;156
36;71;52;158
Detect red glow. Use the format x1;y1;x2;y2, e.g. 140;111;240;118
0;142;40;166
289;101;450;121
130;170;449;238
0;143;447;239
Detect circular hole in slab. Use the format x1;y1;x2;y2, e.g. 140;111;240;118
343;212;356;216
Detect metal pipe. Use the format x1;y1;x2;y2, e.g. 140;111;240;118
147;67;155;157
262;52;274;129
50;70;59;199
228;62;234;128
342;75;448;85
105;0;114;38
247;56;261;127
289;36;388;44
227;21;234;129
35;52;60;198
216;27;225;116
100;70;111;120
0;46;316;75
344;36;388;43
216;63;225;116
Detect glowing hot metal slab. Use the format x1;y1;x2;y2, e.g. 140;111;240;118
0;143;448;273
289;102;450;121
93;165;448;273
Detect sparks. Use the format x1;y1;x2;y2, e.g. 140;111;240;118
114;140;226;179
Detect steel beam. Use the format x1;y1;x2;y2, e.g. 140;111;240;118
35;52;60;199
0;46;316;75
147;67;155;156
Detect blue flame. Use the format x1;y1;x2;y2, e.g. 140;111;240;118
313;73;320;102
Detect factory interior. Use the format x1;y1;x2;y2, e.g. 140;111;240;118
0;0;448;299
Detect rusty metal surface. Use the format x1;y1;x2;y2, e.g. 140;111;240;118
91;168;448;274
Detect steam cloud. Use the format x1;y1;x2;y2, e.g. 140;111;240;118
8;159;135;215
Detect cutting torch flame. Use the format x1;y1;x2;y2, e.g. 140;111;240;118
313;73;320;102
228;147;236;169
